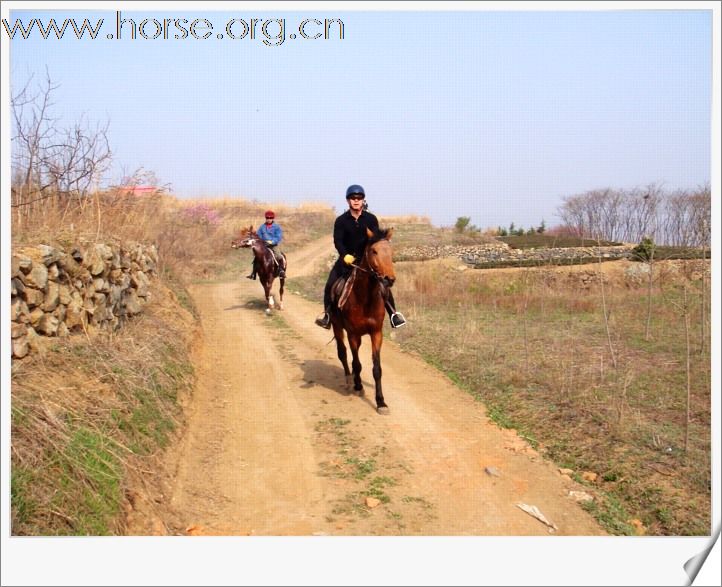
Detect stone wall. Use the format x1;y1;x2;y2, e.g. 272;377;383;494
10;240;158;359
396;241;636;265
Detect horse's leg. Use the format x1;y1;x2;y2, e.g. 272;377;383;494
263;277;273;312
370;329;388;414
347;333;364;393
332;322;352;389
278;276;284;310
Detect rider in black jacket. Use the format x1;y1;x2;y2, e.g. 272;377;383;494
315;185;406;330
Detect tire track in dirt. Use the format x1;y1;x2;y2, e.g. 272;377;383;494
162;237;606;536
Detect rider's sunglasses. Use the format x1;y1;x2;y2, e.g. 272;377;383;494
348;195;365;201
265;217;274;220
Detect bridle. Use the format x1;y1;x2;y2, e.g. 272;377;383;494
351;240;391;286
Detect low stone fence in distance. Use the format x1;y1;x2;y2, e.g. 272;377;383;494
11;240;159;359
396;241;636;267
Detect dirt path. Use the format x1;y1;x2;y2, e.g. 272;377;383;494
159;237;605;536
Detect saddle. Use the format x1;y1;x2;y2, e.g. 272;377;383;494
269;249;287;278
330;268;357;310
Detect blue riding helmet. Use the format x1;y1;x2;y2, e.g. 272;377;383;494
346;184;365;199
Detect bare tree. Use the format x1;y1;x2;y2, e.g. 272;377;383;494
11;70;112;226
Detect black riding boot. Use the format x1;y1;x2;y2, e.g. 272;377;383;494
315;284;333;329
385;289;406;328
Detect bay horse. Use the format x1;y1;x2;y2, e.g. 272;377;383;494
331;227;396;415
231;226;287;313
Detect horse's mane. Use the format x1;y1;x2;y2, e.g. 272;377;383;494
367;228;391;247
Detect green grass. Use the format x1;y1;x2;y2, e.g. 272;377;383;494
11;285;196;535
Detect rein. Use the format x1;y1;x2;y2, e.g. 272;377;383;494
351;244;382;282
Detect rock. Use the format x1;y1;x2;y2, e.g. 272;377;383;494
108;285;122;307
560;474;573;482
37;244;63;266
57;321;69;338
29;307;45;327
13;254;33;274
53;303;67;323
93;278;109;293
109;268;123;284
124;291;142;315
58;254;85;279
95;243;114;260
24;286;45;308
12;337;29;359
36;313;60;336
65;298;86;331
11;297;29;322
365;497;381;509
43;281;60;312
559;468;574;476
568;490;594;503
23;262;48;290
582;471;598;483
83;247;105;276
47;263;60;281
484;466;501;477
58;284;72;305
26;326;41;351
11;322;27;339
11;277;25;297
131;271;150;297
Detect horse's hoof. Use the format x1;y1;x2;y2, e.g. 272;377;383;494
376;406;390;415
265;308;272;315
356;388;365;397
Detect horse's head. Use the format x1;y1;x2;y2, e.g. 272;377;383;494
365;227;396;287
231;226;258;249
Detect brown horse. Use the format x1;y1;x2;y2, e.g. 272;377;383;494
331;227;396;414
231;226;287;313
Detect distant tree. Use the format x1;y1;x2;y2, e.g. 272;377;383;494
631;236;656;262
498;226;508;236
537;219;546;234
455;216;471;233
509;222;516;235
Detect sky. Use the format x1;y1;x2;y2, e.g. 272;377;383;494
3;3;713;229
1;2;720;586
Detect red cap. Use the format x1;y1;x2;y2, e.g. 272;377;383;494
265;210;275;219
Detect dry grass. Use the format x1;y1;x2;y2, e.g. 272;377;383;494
388;258;711;535
12;191;336;282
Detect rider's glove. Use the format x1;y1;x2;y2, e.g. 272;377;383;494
266;240;273;245
343;254;355;265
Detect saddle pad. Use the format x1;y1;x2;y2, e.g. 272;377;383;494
337;268;357;309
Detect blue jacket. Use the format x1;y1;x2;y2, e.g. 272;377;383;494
257;222;283;246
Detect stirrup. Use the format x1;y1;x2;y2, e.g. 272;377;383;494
315;312;331;329
246;273;256;280
390;312;407;329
